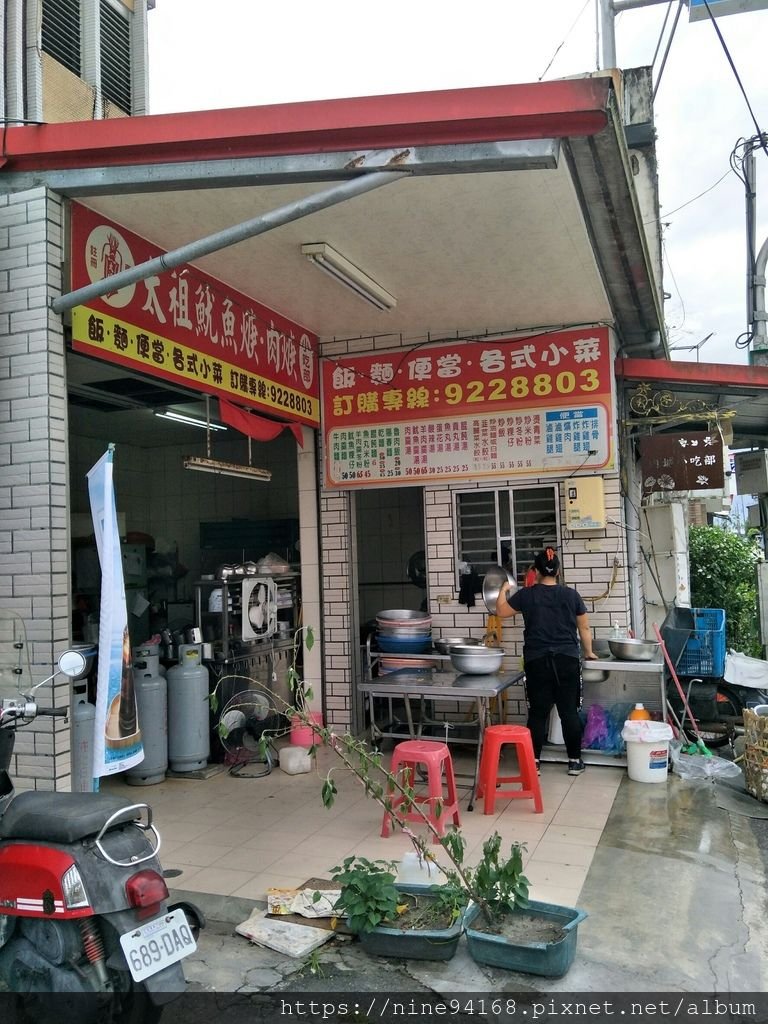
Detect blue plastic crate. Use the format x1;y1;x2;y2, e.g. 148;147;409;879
677;608;725;677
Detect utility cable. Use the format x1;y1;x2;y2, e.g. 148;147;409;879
652;1;685;103
700;0;768;157
538;0;591;80
644;168;731;226
650;2;674;71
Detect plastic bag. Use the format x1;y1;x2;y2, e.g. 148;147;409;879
724;650;768;690
621;720;674;743
668;739;742;780
604;703;634;755
582;704;609;750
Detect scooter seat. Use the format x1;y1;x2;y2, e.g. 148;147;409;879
0;791;141;843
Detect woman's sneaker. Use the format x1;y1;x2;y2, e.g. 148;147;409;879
567;759;586;776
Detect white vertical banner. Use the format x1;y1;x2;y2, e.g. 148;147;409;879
87;445;143;782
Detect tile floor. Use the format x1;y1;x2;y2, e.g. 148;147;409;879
103;745;623;910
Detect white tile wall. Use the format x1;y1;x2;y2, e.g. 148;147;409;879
0;188;71;790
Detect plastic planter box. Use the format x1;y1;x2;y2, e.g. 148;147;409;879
677;608;726;677
464;900;588;977
355;883;465;962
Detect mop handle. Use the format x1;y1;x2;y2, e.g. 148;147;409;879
652;623;704;742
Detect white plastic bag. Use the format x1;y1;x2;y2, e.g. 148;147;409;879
621;720;673;743
668;739;742;780
723;650;768;690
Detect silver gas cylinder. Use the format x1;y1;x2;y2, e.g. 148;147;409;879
125;652;168;786
166;643;210;773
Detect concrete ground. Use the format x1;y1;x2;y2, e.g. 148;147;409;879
168;769;768;997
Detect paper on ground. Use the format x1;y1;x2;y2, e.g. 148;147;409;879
267;886;340;917
236;908;334;957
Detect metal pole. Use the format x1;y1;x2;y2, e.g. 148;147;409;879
599;0;617;69
52;170;405;313
745;148;757;336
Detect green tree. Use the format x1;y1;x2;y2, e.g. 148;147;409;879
688;525;762;658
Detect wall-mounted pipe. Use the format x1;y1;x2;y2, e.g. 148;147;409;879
24;0;43;124
5;0;25;123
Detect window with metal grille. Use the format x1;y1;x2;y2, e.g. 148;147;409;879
42;0;81;77
100;0;132;112
455;485;560;584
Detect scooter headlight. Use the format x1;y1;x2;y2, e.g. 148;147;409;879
62;864;90;909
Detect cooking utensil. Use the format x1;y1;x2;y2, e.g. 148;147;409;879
607;637;660;662
449;645;504;674
434;636;482;655
481;566;517;615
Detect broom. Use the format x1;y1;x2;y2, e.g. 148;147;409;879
653;623;713;758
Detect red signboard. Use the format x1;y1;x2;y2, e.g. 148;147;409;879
69;202;320;426
321;327;613;487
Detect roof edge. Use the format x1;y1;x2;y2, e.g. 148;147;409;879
617;357;768;388
2;78;611;173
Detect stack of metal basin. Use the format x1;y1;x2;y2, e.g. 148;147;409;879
375;609;432;654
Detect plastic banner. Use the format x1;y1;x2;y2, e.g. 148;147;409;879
87;446;144;782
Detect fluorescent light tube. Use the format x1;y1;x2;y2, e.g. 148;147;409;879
155;411;227;431
183;456;271;481
301;242;396;311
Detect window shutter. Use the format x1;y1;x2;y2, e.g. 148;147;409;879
100;0;132;112
42;0;81;77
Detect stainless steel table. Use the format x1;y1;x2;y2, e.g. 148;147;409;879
359;667;524;810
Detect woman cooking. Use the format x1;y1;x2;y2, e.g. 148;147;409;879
496;547;598;776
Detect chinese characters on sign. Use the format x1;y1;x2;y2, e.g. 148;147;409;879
69;203;320;426
321;328;613;487
639;432;725;495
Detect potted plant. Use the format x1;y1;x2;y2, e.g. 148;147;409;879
327;854;466;962
461;833;587;977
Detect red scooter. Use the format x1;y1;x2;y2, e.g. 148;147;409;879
0;648;203;1021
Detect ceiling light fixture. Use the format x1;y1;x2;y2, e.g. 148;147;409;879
155;410;227;431
301;242;397;311
183;456;271;482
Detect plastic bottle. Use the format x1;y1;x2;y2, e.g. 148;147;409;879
612;621;626;639
396;851;446;885
628;703;651;721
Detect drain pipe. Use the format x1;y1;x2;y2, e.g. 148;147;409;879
24;0;43;124
751;235;768;350
53;170;405;313
5;0;25;123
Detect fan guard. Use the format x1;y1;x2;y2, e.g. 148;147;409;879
218;688;280;778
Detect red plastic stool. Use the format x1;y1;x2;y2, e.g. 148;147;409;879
381;740;461;842
476;725;543;815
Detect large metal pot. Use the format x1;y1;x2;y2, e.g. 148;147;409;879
481;566;517;614
449;645;504;674
608;637;660;662
434;636;482;655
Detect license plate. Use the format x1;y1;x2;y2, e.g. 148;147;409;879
119;907;197;982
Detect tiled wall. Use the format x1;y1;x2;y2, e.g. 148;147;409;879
0;188;72;790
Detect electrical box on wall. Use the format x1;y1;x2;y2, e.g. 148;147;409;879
734;450;768;495
566;478;606;531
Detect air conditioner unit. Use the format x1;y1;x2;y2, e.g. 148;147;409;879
734;450;768;495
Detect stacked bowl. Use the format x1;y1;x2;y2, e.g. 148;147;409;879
375;609;433;655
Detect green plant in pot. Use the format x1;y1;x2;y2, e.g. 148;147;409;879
328;854;467;961
462;834;587;978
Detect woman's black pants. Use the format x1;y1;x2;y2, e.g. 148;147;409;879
524;653;583;761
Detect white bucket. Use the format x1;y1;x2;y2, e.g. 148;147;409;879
626;739;670;783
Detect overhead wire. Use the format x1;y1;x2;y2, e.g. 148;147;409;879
537;0;592;80
652;1;685;103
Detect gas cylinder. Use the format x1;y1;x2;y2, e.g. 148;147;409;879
133;643;167;676
166;644;210;773
71;687;96;792
125;653;168;786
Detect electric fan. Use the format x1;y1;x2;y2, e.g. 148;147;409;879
217;688;281;777
241;578;278;642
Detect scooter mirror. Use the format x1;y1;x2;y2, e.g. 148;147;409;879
58;649;88;679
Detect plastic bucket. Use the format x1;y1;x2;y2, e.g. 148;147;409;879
290;711;323;747
626;739;669;783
